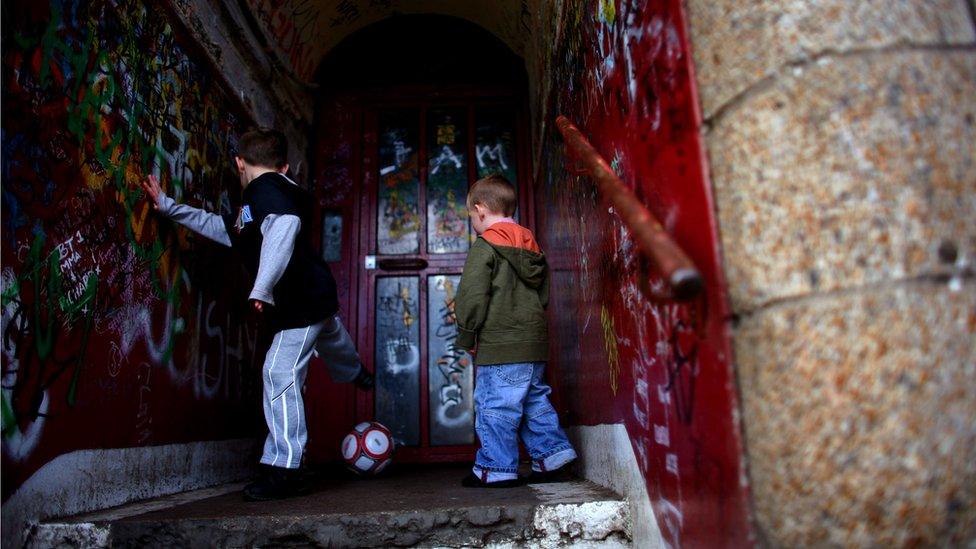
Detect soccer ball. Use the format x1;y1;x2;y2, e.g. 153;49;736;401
341;421;394;475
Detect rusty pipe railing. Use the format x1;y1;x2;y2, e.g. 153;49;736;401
555;115;704;302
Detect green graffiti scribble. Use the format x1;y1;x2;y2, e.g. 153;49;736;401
4;0;252;435
4;232;98;415
4;2;217;416
31;235;57;363
1;279;20;307
1;393;16;438
37;3;66;87
28;3;188;356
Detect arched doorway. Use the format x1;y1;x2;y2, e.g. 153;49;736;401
304;15;532;464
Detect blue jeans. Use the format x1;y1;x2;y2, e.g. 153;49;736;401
473;362;577;482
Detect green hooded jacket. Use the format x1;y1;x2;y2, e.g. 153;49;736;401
454;222;549;365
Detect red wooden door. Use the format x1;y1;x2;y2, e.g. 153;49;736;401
355;97;532;462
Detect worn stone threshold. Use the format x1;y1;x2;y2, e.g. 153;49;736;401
29;464;631;548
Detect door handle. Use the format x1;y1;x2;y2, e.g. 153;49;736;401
378;258;428;271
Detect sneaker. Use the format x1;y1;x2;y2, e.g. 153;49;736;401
526;459;576;484
353;365;375;391
461;472;523;488
243;466;312;501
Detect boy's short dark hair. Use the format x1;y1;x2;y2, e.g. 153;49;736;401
467;174;517;217
238;128;288;169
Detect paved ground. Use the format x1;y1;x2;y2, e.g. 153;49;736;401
31;464;632;548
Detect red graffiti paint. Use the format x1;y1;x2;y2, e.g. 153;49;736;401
1;1;263;500
536;1;752;546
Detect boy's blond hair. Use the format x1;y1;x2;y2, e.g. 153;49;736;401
467;174;517;217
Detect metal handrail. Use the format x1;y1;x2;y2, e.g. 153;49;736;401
555;115;704;302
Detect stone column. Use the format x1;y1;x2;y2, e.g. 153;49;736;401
685;1;976;545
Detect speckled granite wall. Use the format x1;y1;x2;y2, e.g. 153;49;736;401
736;282;976;546
685;0;976;545
689;1;975;120
709;50;975;310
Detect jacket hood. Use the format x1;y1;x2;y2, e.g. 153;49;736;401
481;222;547;289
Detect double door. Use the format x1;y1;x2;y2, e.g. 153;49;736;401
357;100;528;461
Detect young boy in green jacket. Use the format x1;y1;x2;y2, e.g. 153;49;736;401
454;175;577;487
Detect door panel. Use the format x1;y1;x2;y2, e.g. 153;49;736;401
377;111;422;255
305;96;363;465
426;108;470;254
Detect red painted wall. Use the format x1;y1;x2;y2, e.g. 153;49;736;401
1;1;263;499
533;1;752;546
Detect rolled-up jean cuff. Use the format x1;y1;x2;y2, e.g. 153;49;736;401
472;466;519;483
533;447;577;472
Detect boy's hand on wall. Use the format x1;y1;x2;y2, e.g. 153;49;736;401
140;174;164;209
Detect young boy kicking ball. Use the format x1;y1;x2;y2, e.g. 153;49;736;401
454;175;577;487
141;128;373;500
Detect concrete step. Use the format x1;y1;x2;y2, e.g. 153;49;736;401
29;464;631;548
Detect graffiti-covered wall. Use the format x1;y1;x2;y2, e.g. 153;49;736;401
529;1;752;546
2;0;263;500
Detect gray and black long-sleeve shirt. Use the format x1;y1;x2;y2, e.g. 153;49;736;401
158;172;338;329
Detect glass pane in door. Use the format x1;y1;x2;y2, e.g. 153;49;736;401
321;210;343;262
475;107;518;229
375;276;420;446
427;275;474;445
427;108;469;254
475;107;518;187
378;111;421;254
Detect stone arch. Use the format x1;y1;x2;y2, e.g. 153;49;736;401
242;0;533;82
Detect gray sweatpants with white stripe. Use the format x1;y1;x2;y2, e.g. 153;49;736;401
261;315;361;469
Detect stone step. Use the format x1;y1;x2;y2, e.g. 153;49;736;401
29;464;631;548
